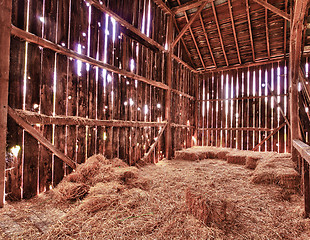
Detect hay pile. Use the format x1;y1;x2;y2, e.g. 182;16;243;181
251;156;301;189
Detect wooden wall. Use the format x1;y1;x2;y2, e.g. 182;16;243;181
5;0;196;201
198;61;289;153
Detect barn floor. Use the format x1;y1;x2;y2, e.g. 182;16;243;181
1;148;310;239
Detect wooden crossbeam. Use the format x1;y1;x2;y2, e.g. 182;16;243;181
227;0;241;64
11;25;195;99
246;0;256;62
13;109;168;127
252;0;290;21
212;2;229;66
8;107;77;169
199;14;217;68
171;2;208;48
252;122;286;151
152;0;174;15
172;0;214;14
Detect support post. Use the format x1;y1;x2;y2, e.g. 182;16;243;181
289;0;309;161
194;74;199;145
0;0;12;207
165;15;173;159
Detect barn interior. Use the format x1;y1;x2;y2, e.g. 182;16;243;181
1;0;310;238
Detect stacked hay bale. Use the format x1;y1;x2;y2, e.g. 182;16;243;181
251;155;300;189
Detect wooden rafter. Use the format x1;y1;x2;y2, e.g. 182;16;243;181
152;0;174;15
172;0;214;14
171;2;208;48
283;0;288;56
176;0;207;70
227;0;241;64
246;0;256;62
252;0;290;21
265;0;271;59
199;14;217;68
172;18;195;67
212;2;229;66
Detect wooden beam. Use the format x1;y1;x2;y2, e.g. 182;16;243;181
201;56;286;73
11;25;195;99
8;107;76;170
85;0;165;52
140;123;167;164
152;0;174;15
227;0;241;64
199;14;217;68
165;15;173;160
185;13;207;70
198;93;288;102
265;0;271;60
13;109;168;128
253;122;287;151
172;0;214;14
252;0;291;21
172;18;195;68
246;0;256;62
172;54;196;73
283;0;288;57
290;0;310;158
199;127;273;132
171;2;208;48
212;2;229;66
0;0;12;208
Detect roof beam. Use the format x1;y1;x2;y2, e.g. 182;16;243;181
199;14;217;68
171;2;208;48
246;0;256;62
172;0;214;14
265;0;271;59
227;0;241;64
152;0;174;15
283;0;289;57
172;18;195;67
176;0;207;70
212;2;229;66
252;0;290;21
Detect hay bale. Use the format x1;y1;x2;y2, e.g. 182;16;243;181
174;151;199;161
185;188;232;226
251;157;301;189
226;152;247;165
215;150;230;160
80;194;119;213
54;182;89;202
245;156;262;169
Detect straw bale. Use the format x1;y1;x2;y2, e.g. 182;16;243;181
174;150;199;161
251;157;301;189
245;156;262;169
215;150;231;160
185;188;232;226
226;152;247;165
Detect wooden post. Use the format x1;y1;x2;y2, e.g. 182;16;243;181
289;0;309;161
165;15;173;159
0;0;12;207
194;74;199;145
303;159;310;218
